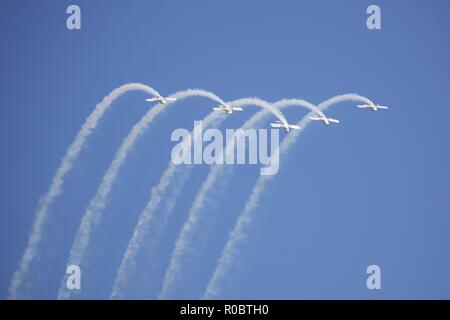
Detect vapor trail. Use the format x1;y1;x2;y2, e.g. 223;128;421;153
9;83;161;299
110;97;296;299
109;110;228;299
57;89;227;300
158;98;324;299
203;94;374;299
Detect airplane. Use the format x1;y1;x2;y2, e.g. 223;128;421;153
357;103;388;111
145;95;177;105
308;114;340;125
212;103;244;114
270;120;301;132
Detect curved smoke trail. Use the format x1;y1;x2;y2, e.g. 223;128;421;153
57;89;230;299
158;98;325;299
110;110;228;299
110;97;297;299
203;94;374;299
9;83;161;299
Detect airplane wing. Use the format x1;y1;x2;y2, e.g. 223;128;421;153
357;104;369;108
328;118;340;124
270;123;283;128
308;116;321;121
232;107;244;111
377;106;388;110
212;107;223;111
145;97;159;102
165;98;177;101
289;125;301;130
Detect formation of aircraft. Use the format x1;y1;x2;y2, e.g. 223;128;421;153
357;103;388;111
212;103;244;114
145;95;177;105
270;120;301;132
145;94;387;131
309;114;340;125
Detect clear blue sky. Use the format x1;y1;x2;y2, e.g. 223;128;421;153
1;0;450;299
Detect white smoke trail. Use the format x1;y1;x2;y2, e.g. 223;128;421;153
203;94;374;299
9;83;161;299
110;97;297;299
158;98;324;299
56;89;228;299
109;110;228;299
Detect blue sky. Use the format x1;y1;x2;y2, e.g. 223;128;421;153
1;0;450;299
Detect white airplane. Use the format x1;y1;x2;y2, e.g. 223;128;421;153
357;103;388;111
309;114;340;125
145;95;177;105
270;120;301;132
212;103;244;114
